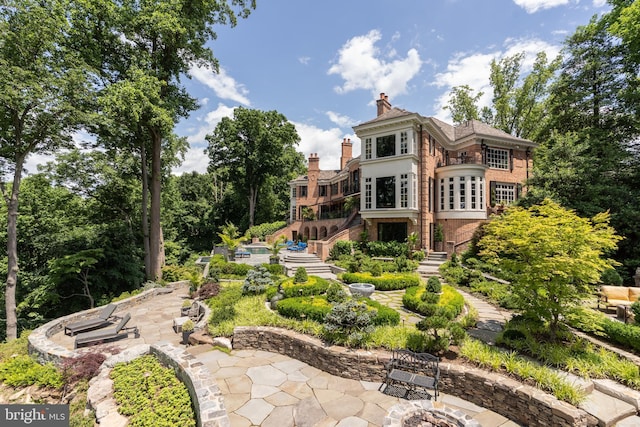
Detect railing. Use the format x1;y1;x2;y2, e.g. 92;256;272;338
439;155;484;167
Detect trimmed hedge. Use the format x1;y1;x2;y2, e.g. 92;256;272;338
276;295;400;326
339;272;421;290
277;275;331;298
402;285;464;319
599;318;640;353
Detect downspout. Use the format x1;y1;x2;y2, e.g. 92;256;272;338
419;124;425;251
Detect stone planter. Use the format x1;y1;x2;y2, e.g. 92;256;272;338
348;283;375;298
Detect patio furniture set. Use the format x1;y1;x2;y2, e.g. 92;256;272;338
64;304;139;349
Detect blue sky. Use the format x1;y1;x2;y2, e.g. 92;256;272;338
24;0;611;175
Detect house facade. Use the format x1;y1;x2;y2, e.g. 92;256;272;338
284;93;536;259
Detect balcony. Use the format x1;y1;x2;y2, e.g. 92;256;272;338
438;155;483;167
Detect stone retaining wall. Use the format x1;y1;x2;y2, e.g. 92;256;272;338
232;326;598;427
87;343;229;427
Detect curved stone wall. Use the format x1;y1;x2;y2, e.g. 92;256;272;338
87;343;229;427
232;326;597;427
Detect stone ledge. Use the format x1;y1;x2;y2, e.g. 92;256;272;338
232;326;598;427
86;343;229;427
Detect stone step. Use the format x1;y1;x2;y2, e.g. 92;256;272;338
579;389;637;427
593;379;640;410
614;415;640;426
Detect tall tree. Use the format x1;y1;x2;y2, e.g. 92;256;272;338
70;0;256;281
206;107;305;227
444;52;559;139
0;0;91;340
478;199;621;340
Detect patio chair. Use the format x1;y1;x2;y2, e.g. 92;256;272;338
74;313;138;349
64;304;118;336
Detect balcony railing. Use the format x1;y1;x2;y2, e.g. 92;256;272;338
438;155;484;167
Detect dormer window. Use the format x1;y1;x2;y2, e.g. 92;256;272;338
376;135;396;158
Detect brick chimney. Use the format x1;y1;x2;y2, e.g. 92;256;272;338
340;138;353;170
376;93;391;117
308;153;320;174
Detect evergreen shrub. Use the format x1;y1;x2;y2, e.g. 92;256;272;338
340;272;421;290
243;265;273;294
278;275;330;298
294;267;308;283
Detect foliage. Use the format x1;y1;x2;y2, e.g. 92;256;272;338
497;317;640;390
0;330;29;360
403;285;464;319
196;281;221;300
293;267;309;284
326;283;349;303
322;299;376;347
601;268;623;286
340;272;421;291
217;221;246;253
111;355;195;427
207;283;244;326
478;199;621;339
433;224;444;243
161;265;201;283
361;240;408;257
181;320;195;332
426;276;442;294
276;276;330;298
328;241;356;260
61;352;107;387
460;339;585;405
206;107;305;227
246;221;287;239
242;265;273;295
0;355;63;389
262;263;285;276
411;250;425;262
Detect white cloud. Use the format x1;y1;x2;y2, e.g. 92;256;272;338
513;0;570;13
189;65;251;106
298;56;311;65
432;38;561;121
328;30;422;97
293;122;361;170
592;0;607;6
326;111;357;128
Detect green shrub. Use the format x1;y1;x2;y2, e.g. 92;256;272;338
328;241;356;260
394;256;418;272
243;265;273;294
279;276;330;297
326;283;348;303
323;299;376;347
340;272;421;290
294;267;308;283
111;355;195;427
161;264;200;283
219;262;252;277
426;276;442;293
363;240;408;257
370;263;383;277
0;355;63;389
262;263;285;276
246;221;287;239
403;285;463;319
276;296;332;322
601;268;623;286
411;251;425;261
208;283;244;325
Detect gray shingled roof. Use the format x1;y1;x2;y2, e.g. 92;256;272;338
357;107;415;125
454;119;526;143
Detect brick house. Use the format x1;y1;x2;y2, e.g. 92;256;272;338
283;93;536;259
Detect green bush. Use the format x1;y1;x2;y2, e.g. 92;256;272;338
362;240;408;257
243;265;273;294
601;268;623;286
426;276;442;293
394;256;418;273
278;275;331;298
340;272;421;290
326;282;349;303
294;267;308;283
0;355;63;389
370;263;383;277
262;263;284;276
111;355;195;427
411;250;425;261
208;283;244;325
246;221;287;239
161;264;200;283
276;295;399;327
328;241;356;260
219;262;252;276
403;285;463;319
323;299;376;347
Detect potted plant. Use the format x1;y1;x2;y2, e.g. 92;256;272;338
181;319;195;345
433;223;444;252
181;300;193;316
217;221;246;261
269;235;286;265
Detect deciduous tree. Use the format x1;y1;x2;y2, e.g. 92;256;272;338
478;199;621;339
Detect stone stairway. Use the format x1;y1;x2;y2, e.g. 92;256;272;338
282;252;335;278
417;251;447;278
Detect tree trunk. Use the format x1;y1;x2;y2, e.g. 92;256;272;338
140;140;151;279
149;131;163;281
248;186;258;227
4;154;26;341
